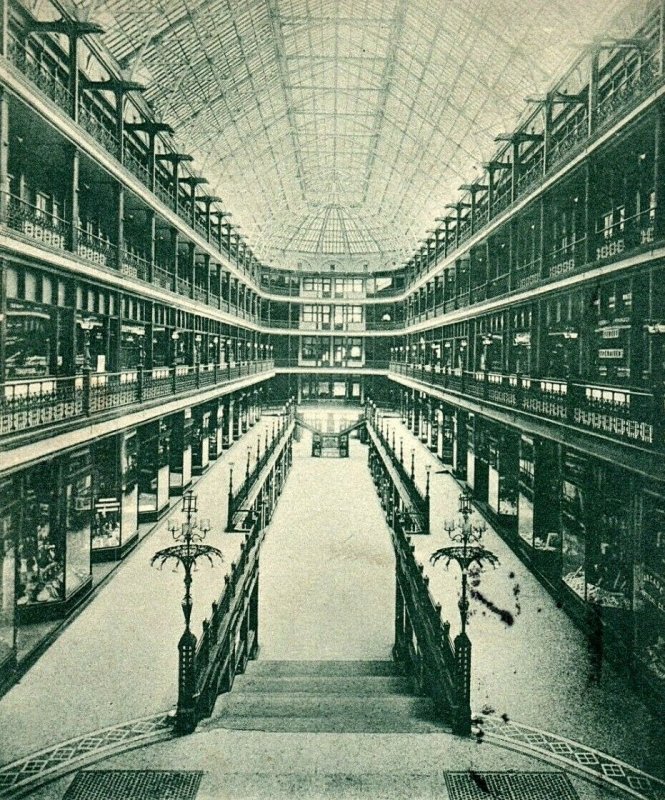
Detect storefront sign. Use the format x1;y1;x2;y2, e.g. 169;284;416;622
643;568;665;614
598;348;624;359
600;327;621;339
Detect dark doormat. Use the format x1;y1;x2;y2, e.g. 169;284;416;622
444;771;579;799
63;770;204;800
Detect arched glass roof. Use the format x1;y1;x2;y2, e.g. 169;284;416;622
61;0;645;270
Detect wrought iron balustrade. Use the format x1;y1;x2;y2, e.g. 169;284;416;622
0;360;275;438
547;236;586;278
77;228;117;268
3;193;69;249
513;259;541;290
153;263;175;290
78;103;120;157
119;249;150;280
124;148;150;184
7;35;72;114
486;273;509;298
226;414;293;525
389;361;661;450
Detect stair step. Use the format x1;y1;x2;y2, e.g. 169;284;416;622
206;712;446;735
249;660;398;678
233;674;412;695
213;691;434;720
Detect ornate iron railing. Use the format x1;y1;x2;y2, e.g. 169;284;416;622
389;362;658;450
189;429;293;729
0;360;275;438
365;404;468;734
226;411;295;528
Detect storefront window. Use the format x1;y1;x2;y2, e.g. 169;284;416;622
561;450;588;599
122;433;138;543
18;465;64;606
0;479;17;665
5;300;53;379
518;436;535;547
639;493;665;684
586;466;632;609
64;453;92;597
93;441;121;550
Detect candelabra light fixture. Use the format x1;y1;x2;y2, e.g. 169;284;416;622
151;490;223;732
430;490;499;634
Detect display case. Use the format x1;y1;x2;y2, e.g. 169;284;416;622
138;420;170;521
18;451;93;623
209;401;224;460
192;410;211;475
518;436;535;547
638;492;665;691
91;434;138;561
0;478;17;669
169;412;193;493
561;450;589;601
586;466;633;611
63;450;93;600
18;463;65;614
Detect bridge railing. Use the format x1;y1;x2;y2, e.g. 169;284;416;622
226;406;295;529
180;423;294;730
365;403;430;534
365;402;471;735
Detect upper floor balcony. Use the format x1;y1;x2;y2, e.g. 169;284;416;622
1;193;261;326
0;359;275;445
3;30;262;290
390;361;661;453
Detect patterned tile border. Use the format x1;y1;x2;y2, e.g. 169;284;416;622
474;714;665;800
0;713;175;798
1;708;663;799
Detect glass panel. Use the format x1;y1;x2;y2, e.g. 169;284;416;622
65;473;92;597
561;451;588;599
5;300;53;379
639;494;665;684
19;466;64;606
587;467;632;609
518;436;534;547
0;481;17;665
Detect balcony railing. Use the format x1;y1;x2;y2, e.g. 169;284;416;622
8;34;72;115
0;360;275;438
4;193;70;250
389;362;659;450
78;102;120;158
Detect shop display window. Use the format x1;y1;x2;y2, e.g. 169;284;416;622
0;479;17;665
121;433;139;540
18;465;64;606
5;299;54;379
93;442;121;550
64;452;92;597
639;493;665;683
518;436;535;546
561;450;588;599
586;467;632;610
138;422;169;513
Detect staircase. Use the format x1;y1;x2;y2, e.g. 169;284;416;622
204;659;445;734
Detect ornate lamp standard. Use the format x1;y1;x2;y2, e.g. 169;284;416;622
430;490;499;734
151;490;223;733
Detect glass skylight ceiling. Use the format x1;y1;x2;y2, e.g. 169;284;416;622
61;0;644;271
